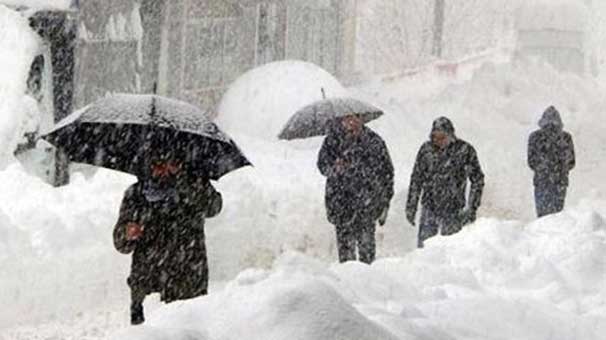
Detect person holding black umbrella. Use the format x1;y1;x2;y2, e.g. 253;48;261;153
317;115;394;264
406;117;484;248
113;146;223;325
42;93;251;325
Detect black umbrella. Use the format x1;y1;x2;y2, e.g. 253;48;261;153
42;94;251;180
278;97;383;140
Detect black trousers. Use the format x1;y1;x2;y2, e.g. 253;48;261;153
335;215;376;264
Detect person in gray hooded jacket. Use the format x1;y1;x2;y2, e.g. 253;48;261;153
528;106;575;217
406;117;485;248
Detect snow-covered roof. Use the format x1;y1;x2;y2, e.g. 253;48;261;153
516;0;589;32
0;0;73;11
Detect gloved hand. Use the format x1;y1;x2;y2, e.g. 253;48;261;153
378;207;389;226
126;222;144;241
406;209;416;226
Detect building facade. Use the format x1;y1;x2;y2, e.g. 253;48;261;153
74;0;356;113
515;1;588;75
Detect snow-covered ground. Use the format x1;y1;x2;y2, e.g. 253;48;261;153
1;3;606;340
110;203;606;340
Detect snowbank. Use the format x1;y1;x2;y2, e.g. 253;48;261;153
0;4;40;169
0;165;135;329
216;60;348;143
110;205;606;340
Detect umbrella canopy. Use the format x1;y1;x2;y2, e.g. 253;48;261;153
43;94;251;180
278;97;383;140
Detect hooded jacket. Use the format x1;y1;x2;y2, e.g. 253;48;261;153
406;117;485;217
528;106;575;186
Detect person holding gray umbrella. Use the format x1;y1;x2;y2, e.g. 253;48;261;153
42;93;251;325
279;95;394;264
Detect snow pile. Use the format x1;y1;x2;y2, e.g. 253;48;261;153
0;4;40;169
216;60;348;143
110;205;606;340
0;165;135;329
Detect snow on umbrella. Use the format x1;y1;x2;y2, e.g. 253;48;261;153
278;97;383;140
42;94;251;180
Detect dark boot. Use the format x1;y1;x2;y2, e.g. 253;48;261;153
130;302;145;325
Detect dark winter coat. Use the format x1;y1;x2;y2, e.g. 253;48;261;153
318;126;394;226
528;107;575;187
113;178;222;303
406;118;484;218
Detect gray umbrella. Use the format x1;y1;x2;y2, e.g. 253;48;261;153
278;97;383;140
43;94;251;180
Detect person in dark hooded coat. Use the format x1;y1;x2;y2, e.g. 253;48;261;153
528;106;575;217
318;115;394;264
406;117;484;248
113;153;222;325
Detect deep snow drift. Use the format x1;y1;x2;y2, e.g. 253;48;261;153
109;204;606;340
0;5;39;169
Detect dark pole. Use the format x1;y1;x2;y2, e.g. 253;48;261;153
432;0;445;58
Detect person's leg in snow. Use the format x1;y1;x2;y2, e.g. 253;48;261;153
441;211;463;236
130;288;146;325
417;208;440;248
335;224;356;262
418;208;439;248
535;184;567;217
357;221;376;264
555;185;567;213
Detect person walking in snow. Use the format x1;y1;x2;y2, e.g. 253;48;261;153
318;115;394;264
528;106;575;218
406;117;485;248
113;151;222;325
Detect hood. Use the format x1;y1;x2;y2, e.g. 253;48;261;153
430;116;456;138
538;106;564;129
